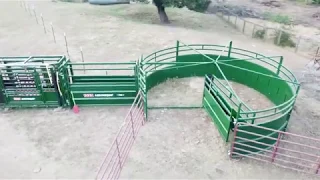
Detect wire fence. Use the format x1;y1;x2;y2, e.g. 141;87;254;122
215;7;320;58
19;0;84;63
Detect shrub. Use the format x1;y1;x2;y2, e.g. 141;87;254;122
253;29;266;39
274;30;296;47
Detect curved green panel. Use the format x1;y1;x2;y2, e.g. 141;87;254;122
146;54;294;107
143;47;298;152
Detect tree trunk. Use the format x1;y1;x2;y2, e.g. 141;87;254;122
153;0;170;24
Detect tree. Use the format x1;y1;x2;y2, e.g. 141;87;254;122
147;0;211;24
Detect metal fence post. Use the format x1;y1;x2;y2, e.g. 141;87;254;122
277;29;283;45
130;111;135;139
64;33;70;58
252;24;256;38
236;103;242;121
229;123;239;158
276;56;283;75
235;16;238;27
271;132;282;162
242;21;246;34
295;36;301;53
115;139;122;169
80;47;85;73
176;40;179;61
264;27;268;41
40;13;46;34
50;22;56;43
31;5;39;24
228;41;233;58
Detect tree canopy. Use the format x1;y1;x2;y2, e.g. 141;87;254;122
136;0;211;23
160;0;211;12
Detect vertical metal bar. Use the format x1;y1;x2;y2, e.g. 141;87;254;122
235;16;238;27
80;47;85;73
236;103;242;121
251;113;256;124
115;139;122;169
271;132;282;162
229;123;239;158
252;24;256;38
295;36;301;53
50;22;56;43
277;29;283;45
64;33;70;58
228;41;233;58
130;111;135;139
276;56;283;75
201;76;207;107
242;21;246;34
40;13;46;34
31;5;39;24
154;52;157;70
176;40;179;61
263;27;267;41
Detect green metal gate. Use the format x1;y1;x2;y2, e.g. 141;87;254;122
203;75;235;141
0;56;68;108
64;62;138;107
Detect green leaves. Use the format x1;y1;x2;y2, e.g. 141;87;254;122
137;0;211;12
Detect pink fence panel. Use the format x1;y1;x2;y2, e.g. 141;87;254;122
230;123;320;176
96;91;145;180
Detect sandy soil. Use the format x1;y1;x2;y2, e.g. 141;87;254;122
0;0;320;179
121;109;317;179
0;106;129;178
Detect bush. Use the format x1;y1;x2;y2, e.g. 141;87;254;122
263;12;292;25
312;0;320;4
253;29;266;39
274;30;296;47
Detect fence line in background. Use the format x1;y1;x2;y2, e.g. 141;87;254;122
19;0;81;62
215;5;320;57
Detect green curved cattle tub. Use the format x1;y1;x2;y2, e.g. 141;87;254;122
137;41;300;155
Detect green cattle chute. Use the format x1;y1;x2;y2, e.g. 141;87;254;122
0;41;299;157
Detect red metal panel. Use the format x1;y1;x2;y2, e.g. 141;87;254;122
95;91;145;180
230;123;320;176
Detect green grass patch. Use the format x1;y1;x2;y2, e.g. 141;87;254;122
262;12;292;25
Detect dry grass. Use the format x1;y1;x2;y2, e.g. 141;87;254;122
80;3;229;31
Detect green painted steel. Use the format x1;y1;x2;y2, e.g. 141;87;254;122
0;56;68;108
0;42;300;157
65;62;138;107
203;87;232;141
139;41;299;146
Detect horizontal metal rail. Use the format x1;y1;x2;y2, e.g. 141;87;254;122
230;123;320;175
95;91;145;180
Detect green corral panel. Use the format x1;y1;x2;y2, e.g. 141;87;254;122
203;88;231;141
142;47;298;154
69;76;138;107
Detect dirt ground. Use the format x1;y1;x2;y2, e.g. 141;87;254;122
0;0;320;179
